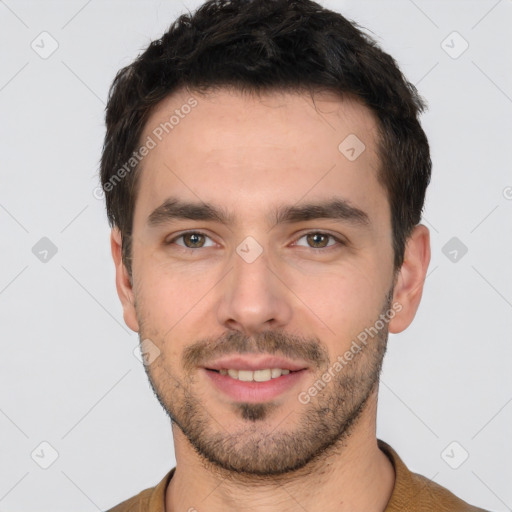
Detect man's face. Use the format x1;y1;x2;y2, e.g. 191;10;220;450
123;88;398;475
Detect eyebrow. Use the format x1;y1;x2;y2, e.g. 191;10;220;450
146;197;370;228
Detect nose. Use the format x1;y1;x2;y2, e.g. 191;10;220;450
215;244;293;336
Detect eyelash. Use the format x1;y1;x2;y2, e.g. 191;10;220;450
166;231;345;251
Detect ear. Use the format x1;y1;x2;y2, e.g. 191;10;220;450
388;224;430;334
111;227;139;332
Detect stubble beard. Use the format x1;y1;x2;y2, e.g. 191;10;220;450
140;292;392;477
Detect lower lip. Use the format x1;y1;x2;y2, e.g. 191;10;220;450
203;369;307;403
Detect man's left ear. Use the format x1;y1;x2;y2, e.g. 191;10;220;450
388;224;431;334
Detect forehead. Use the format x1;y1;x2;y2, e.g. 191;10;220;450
134;87;386;227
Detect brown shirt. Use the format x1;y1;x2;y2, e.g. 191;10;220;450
106;440;490;511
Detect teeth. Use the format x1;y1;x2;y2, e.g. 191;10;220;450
254;369;271;382
238;370;253;382
218;368;292;382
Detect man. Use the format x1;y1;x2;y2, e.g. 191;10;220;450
101;0;490;510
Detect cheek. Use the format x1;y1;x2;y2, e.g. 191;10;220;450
134;253;220;336
291;261;388;349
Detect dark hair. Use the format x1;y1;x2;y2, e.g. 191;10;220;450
100;0;431;276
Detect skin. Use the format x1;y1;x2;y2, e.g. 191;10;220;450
111;87;430;511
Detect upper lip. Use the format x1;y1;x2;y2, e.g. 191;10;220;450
204;355;308;372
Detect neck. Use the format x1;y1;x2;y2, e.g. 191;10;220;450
166;395;395;512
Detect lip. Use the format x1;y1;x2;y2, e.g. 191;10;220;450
204;367;308;403
203;355;308;372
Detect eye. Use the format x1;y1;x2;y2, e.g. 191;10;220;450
166;231;343;250
294;232;342;249
167;231;216;249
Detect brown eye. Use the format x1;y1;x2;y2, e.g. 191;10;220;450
306;233;330;248
182;233;206;248
183;233;204;249
168;232;215;249
294;232;343;250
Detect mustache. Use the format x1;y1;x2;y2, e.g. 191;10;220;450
182;330;330;372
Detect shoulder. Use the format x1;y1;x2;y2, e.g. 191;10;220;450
406;470;490;512
104;469;175;512
105;488;152;512
378;440;491;512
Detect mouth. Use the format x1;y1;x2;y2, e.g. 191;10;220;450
202;355;309;402
208;367;295;382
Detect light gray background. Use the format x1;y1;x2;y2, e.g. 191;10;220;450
0;0;511;510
